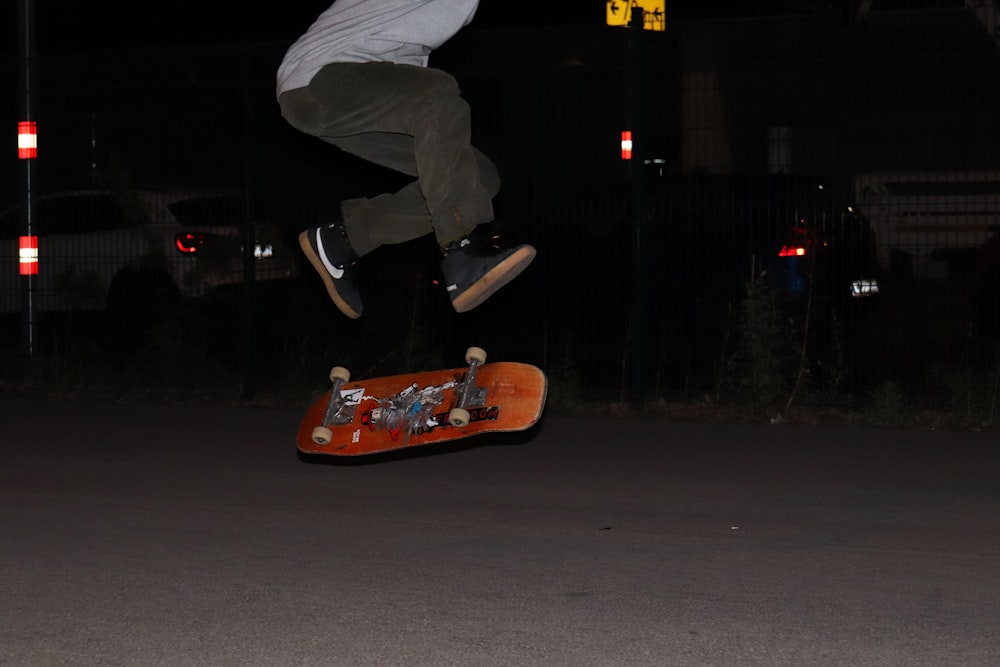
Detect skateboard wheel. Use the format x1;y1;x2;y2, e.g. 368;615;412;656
449;407;471;428
329;366;350;384
311;426;333;446
465;347;487;365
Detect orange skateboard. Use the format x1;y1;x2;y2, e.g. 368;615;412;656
297;347;547;457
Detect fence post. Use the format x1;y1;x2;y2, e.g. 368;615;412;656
241;45;258;399
625;5;647;403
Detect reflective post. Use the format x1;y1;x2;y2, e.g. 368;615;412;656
17;0;37;358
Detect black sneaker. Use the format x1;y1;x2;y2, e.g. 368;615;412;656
440;233;536;313
298;223;363;319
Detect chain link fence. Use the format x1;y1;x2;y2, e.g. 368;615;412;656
2;8;999;423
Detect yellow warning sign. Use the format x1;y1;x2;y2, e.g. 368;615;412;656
606;0;665;31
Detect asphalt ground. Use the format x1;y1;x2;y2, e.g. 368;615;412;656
2;394;999;666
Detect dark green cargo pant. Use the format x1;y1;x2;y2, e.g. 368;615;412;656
278;61;500;256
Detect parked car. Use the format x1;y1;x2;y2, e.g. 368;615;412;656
770;198;885;389
775;203;882;305
520;171;887;391
0;186;299;313
854;170;1000;282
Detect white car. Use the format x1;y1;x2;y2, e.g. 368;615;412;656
0;187;299;313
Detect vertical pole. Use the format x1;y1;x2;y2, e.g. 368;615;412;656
625;6;646;402
17;0;37;358
240;45;257;399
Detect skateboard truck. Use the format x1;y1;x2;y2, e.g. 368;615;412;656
448;346;489;428
311;366;353;446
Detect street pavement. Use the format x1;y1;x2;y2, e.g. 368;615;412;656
2;394;999;666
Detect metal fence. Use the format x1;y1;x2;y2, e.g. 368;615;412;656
2;6;999;421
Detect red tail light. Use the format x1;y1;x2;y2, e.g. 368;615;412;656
779;224;821;257
175;232;205;255
778;244;807;257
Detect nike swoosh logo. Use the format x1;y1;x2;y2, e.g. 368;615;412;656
316;232;346;279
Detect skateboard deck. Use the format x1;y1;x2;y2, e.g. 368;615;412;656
297;347;547;457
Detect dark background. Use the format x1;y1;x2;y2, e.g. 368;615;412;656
4;2;875;51
2;0;999;419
